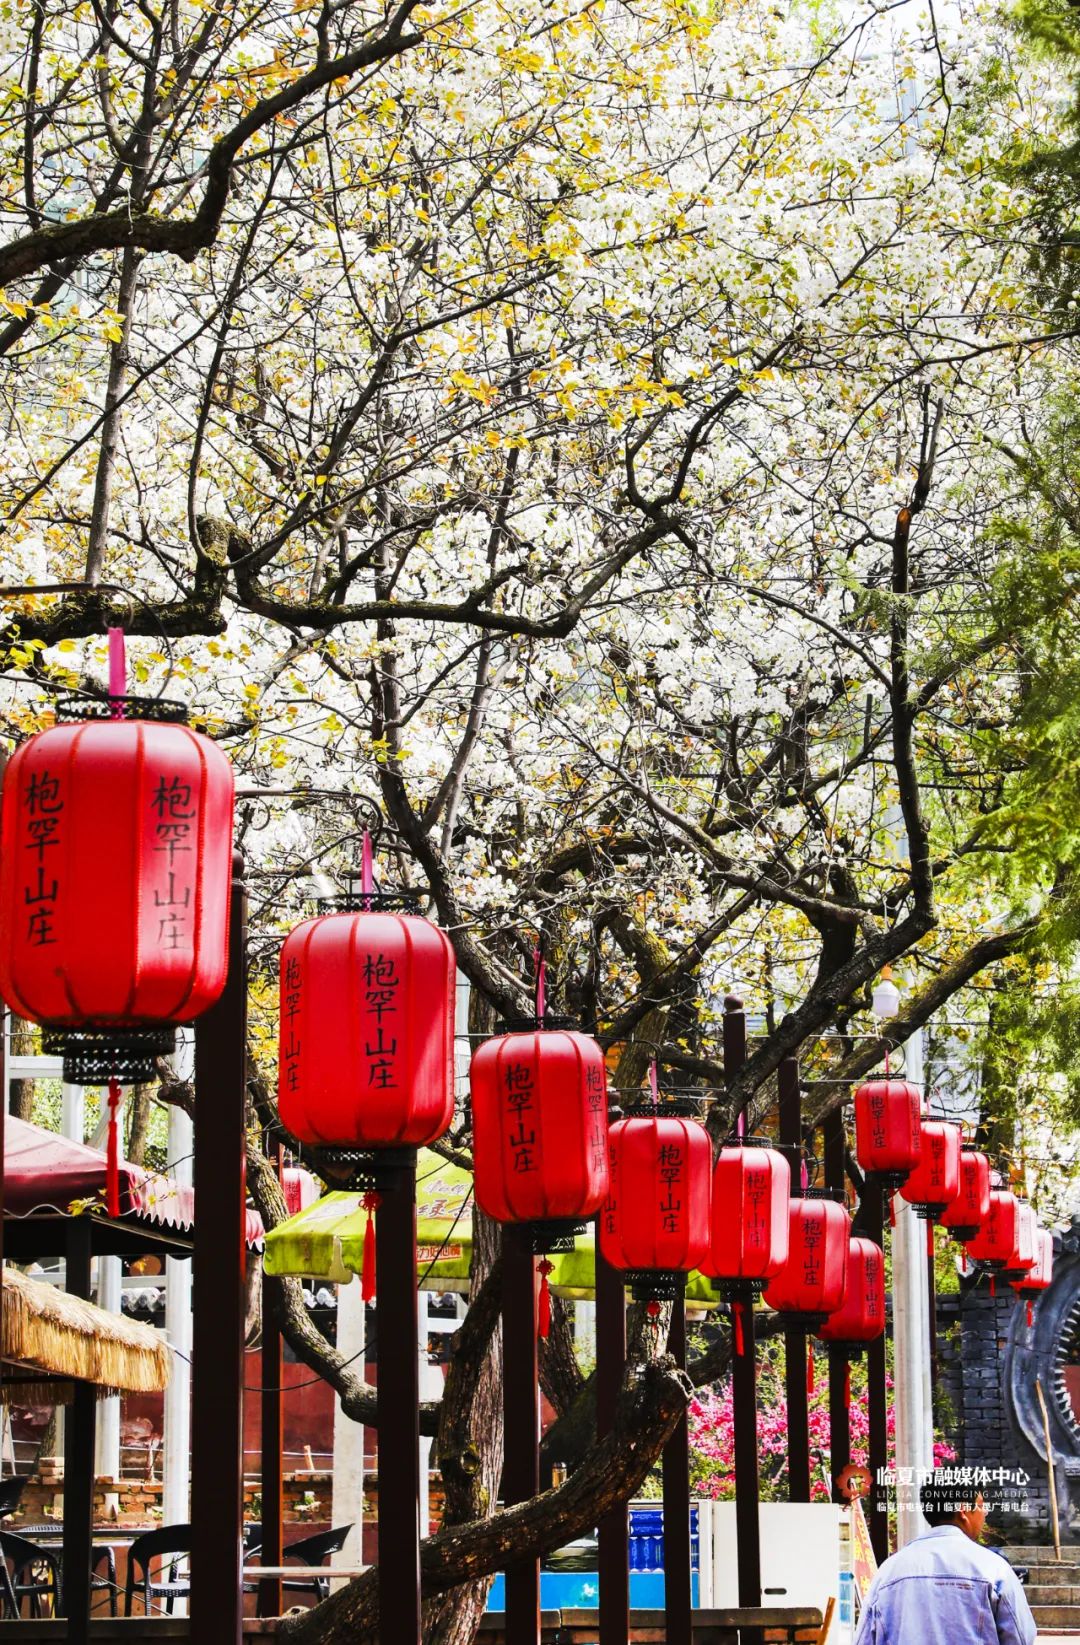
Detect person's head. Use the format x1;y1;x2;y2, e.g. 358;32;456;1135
919;1476;988;1543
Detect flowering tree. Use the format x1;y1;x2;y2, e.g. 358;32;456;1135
0;0;1075;1638
689;1346;954;1503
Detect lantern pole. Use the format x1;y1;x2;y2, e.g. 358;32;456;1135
259;1142;285;1621
662;1291;693;1643
503;1222;541;1645
376;1148;423;1643
191;850;248;1645
862;1179;890;1562
778;1056;811;1503
596;1243;629;1645
823;1110;851;1499
724;995;762;1607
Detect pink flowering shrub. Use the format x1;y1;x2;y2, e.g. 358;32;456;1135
689;1341;956;1501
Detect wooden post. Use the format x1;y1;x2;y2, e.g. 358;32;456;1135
596;1245;629;1645
376;1149;422;1642
63;1216;95;1644
258;1146;284;1619
191;852;248;1645
662;1295;693;1641
503;1223;540;1644
725;996;762;1605
1035;1378;1062;1562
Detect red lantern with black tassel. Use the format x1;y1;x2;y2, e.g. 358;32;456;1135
763;1193;851;1395
816;1235;885;1407
939;1147;992;1243
471;1014;609;1334
964;1191;1036;1297
705;1140;790;1356
0;631;235;1218
599;1092;712;1310
898;1120;961;1220
1011;1227;1053;1328
278;842;457;1302
852;1079;922;1189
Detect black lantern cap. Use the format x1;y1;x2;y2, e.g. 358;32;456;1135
43;1025;176;1085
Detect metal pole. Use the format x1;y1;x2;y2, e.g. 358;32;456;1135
778;1057;811;1503
892;1025;931;1547
724;995;762;1604
63;1216;95;1644
823;1112;851;1500
376;1150;422;1643
663;1296;693;1640
191;852;248;1644
259;1146;284;1620
596;1246;629;1645
864;1178;890;1563
503;1223;540;1645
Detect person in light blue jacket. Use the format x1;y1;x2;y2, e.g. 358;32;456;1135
854;1475;1037;1644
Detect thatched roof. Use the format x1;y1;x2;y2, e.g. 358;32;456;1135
1;1264;170;1396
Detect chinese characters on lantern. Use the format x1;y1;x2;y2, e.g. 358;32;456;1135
658;1141;683;1234
504;1060;537;1173
151;775;195;952
362;951;400;1090
22;768;62;947
282;955;302;1095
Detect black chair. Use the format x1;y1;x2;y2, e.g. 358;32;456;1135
0;1477;28;1521
124;1524;191;1617
0;1529;60;1618
91;1544;118;1616
281;1524;354;1604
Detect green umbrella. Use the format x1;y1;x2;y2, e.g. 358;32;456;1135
263;1148;720;1305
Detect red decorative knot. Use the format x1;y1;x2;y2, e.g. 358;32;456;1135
537;1258;555;1339
361;1192;381;1303
646;1300;662;1318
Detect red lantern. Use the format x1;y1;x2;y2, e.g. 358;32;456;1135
939;1149;991;1242
279;911;456;1149
853;1079;922;1187
763;1196;850;1322
599;1114;712;1300
707;1144;790;1291
1003;1201;1038;1278
817;1237;885;1347
471;1028;609;1232
0;716;234;1081
899;1121;961;1219
965;1191;1024;1270
1012;1227;1053;1325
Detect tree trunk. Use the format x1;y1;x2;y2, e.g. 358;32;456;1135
125;1084;152;1165
8;1014;34;1120
279;1350;689;1645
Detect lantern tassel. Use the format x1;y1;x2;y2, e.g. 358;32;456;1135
889;1194;896;1229
733;1299;745;1356
806;1339;815;1395
1027;1299;1034;1330
926;1219;934;1259
108;626;126;719
989;1273;996;1299
106;1077;122;1217
361;830;373;911
844;1361;851;1410
361;1192;379;1302
537;1258;554;1339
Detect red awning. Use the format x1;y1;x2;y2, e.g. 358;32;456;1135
3;1117;316;1247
